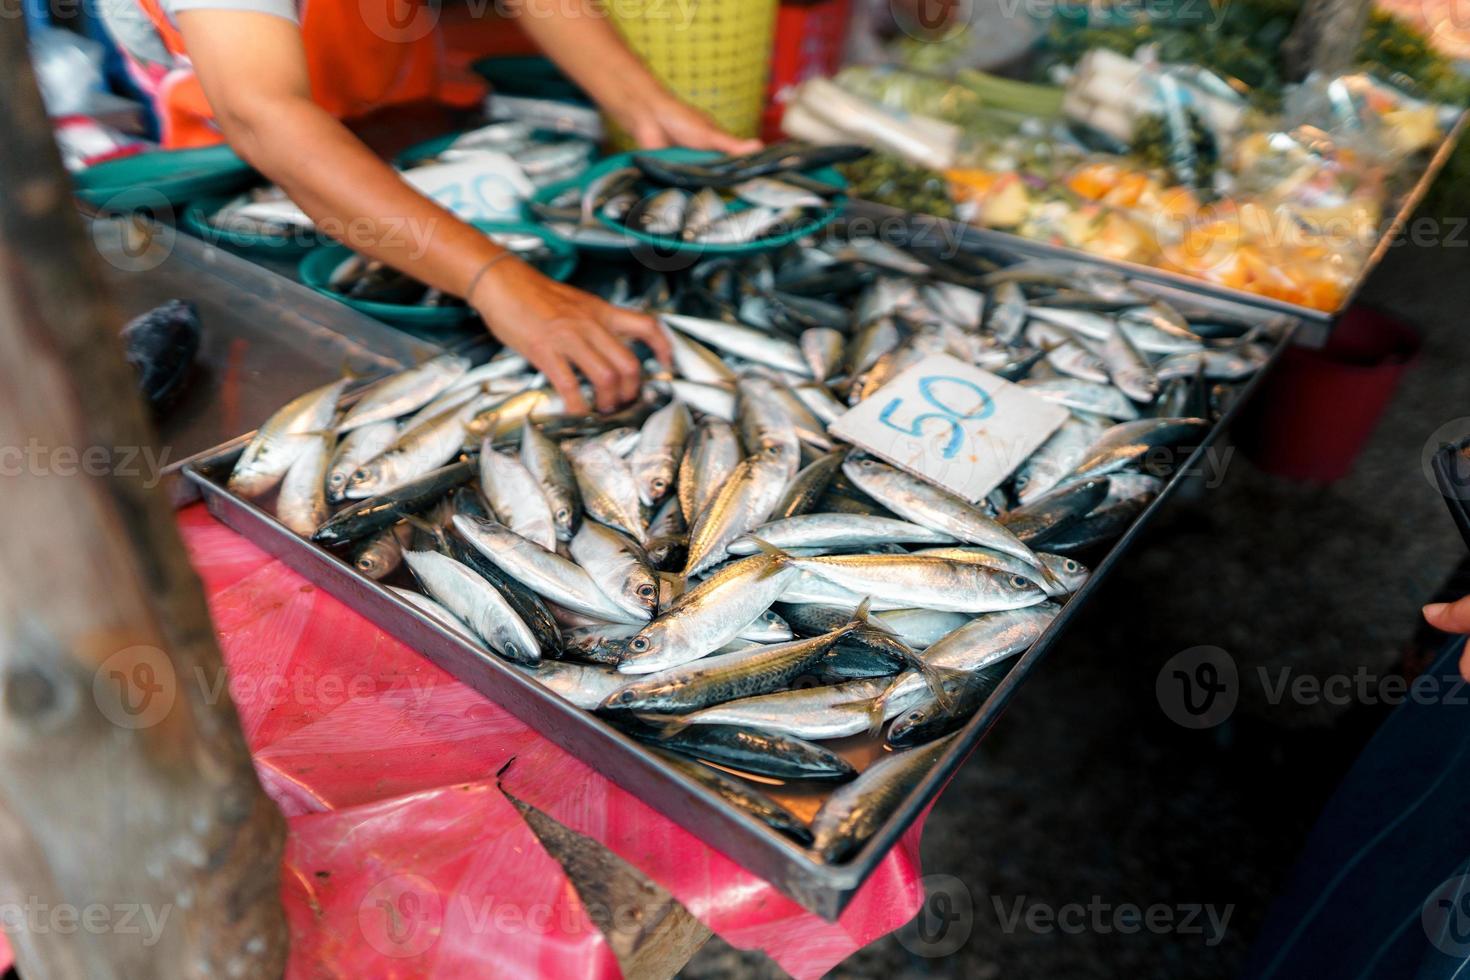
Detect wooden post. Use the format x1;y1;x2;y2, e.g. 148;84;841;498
1283;0;1372;81
0;17;288;978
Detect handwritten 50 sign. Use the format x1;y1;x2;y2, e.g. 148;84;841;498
832;354;1067;503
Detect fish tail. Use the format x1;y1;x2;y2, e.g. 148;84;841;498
640;714;692;738
863;679;898;738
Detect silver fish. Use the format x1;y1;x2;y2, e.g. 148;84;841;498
276;432;334;535
402;550;540;664
785;553;1046;614
618;552;798;673
800;327;845;383
657;379;735;421
633;188;690;236
733;177;827;209
520;421;580;541
698;205;801;245
810;735;957;862
680;187;727;241
344;397;480;499
479;442;557;550
668;331;738;386
678;419;741;525
565;440;645;544
674;678;926;740
337;354;469;432
569;520;657;622
683;448;794;576
1014;415;1107;504
327;420;399;503
228;377;349;496
521;660;631;710
452;514;642;625
350;522;409;580
663;314;809;376
1017;378;1140;421
632;401;692;508
387;585;483;648
842;457;1049;572
729;514;957;555
1070;417;1210;480
880;604;1060;709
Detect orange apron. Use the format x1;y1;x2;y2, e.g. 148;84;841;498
132;0;486;148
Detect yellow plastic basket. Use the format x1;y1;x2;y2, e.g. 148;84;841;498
605;0;779;147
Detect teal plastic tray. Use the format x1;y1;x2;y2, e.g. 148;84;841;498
298;221;577;329
73;144;257;210
180;193;326;257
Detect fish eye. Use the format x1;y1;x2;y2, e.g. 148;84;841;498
629;637;650;652
1064;560;1080;572
637;584;657;599
619;691;636;703
1010;574;1031;589
556;508;570;521
652;477;667;490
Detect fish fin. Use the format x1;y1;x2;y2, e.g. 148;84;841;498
402;513;448;548
747;536;795;572
863;686;892;738
637;714;692;738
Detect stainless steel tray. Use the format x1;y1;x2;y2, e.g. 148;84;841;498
850;110;1466;334
91;213;445;502
180;301;1296;919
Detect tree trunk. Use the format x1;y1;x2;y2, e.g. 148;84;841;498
1283;0;1372;81
0;17;288;979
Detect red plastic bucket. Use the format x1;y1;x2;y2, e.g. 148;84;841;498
763;0;854;142
1235;305;1421;482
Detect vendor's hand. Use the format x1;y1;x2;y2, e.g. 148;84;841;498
621;90;762;155
1423;596;1470;681
472;259;671;415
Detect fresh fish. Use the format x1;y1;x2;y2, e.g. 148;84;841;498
1000;478;1110;544
698;205;802;246
561;622;640;666
228;377;349;496
479;443;557;550
771;450;845;520
327;420;398;503
809;736;958;862
844;317;900;377
986;280;1027;344
912;547;1085;599
656;379;734;421
631;401;692;507
387;585;483;648
733;177;827;209
663;314;809;376
313;459;474;547
465;388;562;444
1118;307;1205;355
452;514;643;624
1013;415;1106;504
519;421;580;541
605;608;870;714
673;678;924;741
678;419;741;525
667;331;738;386
680;188;727;241
276;432;334;536
570;521;658;622
683;448;794;576
524;660;630;710
565;440;646;544
628;188;690;236
1033;496;1149;554
660;753;811;844
842;457;1049;573
785;552;1046;614
403;550;540;664
647;725;856;782
344;397;480;499
728;514;956;555
337;354;469;432
618;552;798;673
350;522;408;580
580;165;639;226
1155;345;1268;382
1070;418;1210;480
791;384;848;427
880;604;1060;713
887;662;1012;747
799;327;845;383
1018;378;1140;421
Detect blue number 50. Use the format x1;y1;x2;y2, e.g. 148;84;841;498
877;376;993;459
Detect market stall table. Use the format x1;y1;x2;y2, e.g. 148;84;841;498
158;503;923;977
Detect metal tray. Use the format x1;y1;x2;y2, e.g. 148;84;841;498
850;111;1466;334
91;214;445;502
180;302;1296;919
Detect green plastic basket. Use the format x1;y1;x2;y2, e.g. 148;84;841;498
582;148;847;256
298;221;577;329
73;145;257;210
180;193;326;257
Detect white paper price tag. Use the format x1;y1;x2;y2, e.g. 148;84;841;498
829;353;1068;503
401;157;534;221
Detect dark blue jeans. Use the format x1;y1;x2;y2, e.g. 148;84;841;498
1243;636;1470;980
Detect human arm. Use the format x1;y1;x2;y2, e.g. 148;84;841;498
177;10;668;412
1423;596;1470;680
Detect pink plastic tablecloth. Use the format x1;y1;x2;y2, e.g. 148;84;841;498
165;503;925;978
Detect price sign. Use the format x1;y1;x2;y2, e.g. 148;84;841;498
401;157;534;221
829;353;1068;503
